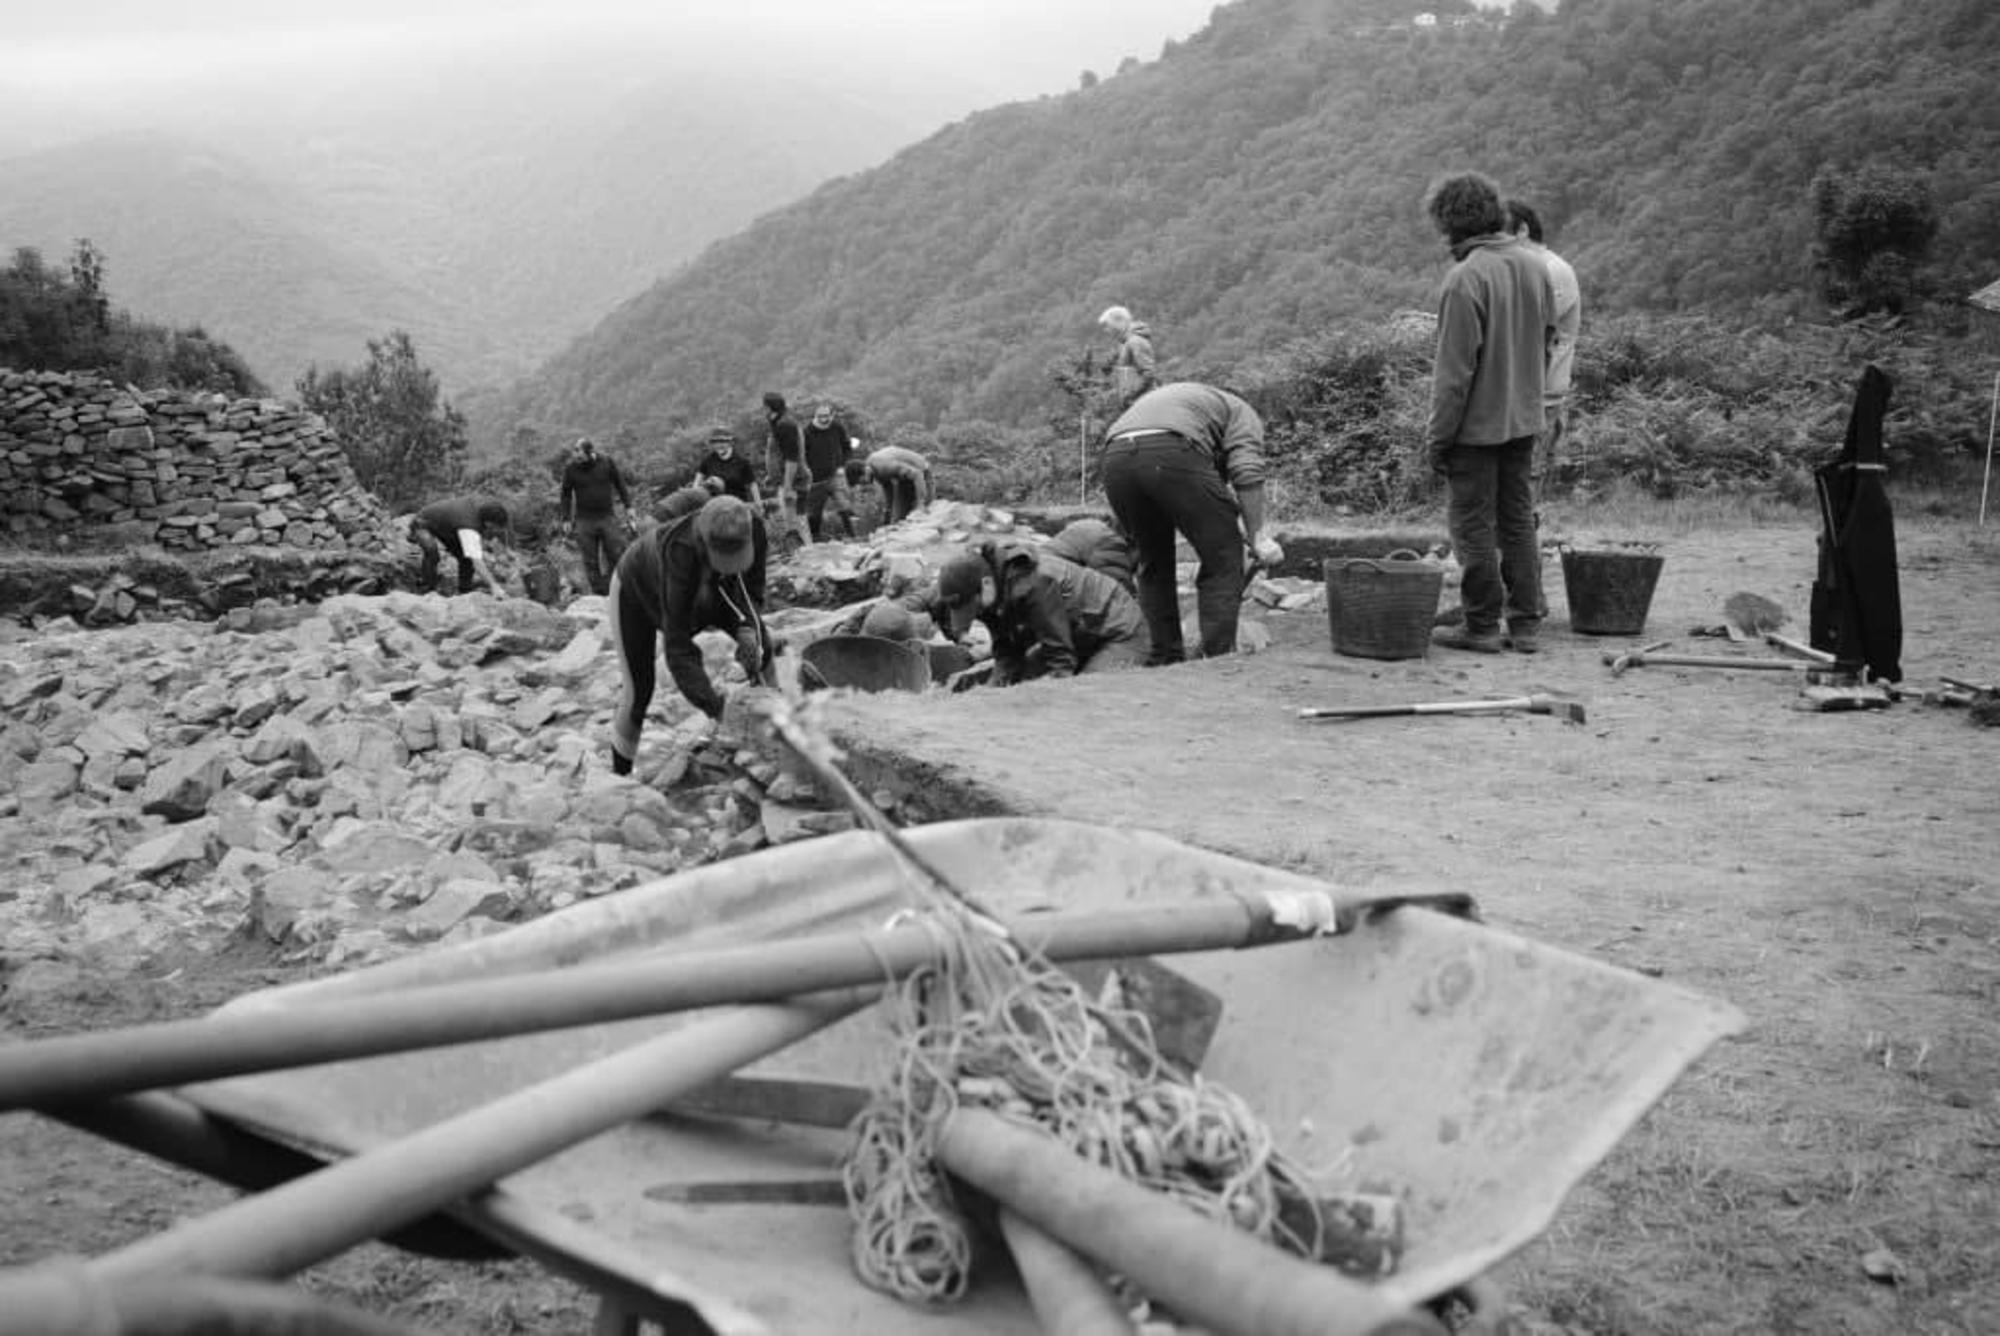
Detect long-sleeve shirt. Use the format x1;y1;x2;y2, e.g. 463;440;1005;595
559;455;630;519
613;510;769;717
1106;382;1268;490
802;420;854;482
1426;234;1554;448
1538;245;1582;405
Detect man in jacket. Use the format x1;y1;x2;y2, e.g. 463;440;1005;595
922;541;1149;683
1098;305;1158;407
410;496;512;596
558;436;634;596
801;402;859;541
1506;198;1581;511
605;495;772;775
1424;171;1555;654
1101;381;1279;664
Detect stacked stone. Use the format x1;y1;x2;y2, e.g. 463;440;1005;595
0;589;857;974
0;368;388;551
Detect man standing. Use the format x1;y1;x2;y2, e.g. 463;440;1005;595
410;496;512;596
1424;172;1555;655
801;402;859;541
1100;381;1280;664
696;425;762;505
605;495;772;775
1506;199;1581;510
864;444;934;525
558;436;634;596
1098;305;1158;407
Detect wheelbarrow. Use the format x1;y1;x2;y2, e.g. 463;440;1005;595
15;819;1742;1334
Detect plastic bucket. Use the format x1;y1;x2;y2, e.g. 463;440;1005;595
1324;550;1443;660
1561;548;1665;636
799;635;932;693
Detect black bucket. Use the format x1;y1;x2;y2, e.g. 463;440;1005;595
798;635;932;693
1324;549;1443;660
1561;548;1666;636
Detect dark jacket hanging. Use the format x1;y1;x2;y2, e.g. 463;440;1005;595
1809;364;1902;682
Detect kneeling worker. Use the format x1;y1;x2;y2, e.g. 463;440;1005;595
606;495;771;775
411;496;511;596
923;541;1149;684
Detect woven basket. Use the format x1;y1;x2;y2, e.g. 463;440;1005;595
1561;548;1665;636
1324;550;1443;660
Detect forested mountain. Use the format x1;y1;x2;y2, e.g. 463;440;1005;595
481;0;2000;450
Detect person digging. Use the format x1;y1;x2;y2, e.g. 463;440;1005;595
605;495;773;776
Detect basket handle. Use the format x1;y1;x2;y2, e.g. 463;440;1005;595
1382;548;1424;562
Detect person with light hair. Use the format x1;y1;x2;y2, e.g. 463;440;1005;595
1097;305;1158;406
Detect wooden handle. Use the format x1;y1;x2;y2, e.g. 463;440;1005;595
0;901;1281;1111
998;1209;1136;1336
937;1108;1445;1336
88;988;874;1283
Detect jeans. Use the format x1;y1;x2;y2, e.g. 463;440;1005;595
878;476;919;524
806;475;855;540
1444;436;1544;634
1102;435;1243;663
573;514;628;596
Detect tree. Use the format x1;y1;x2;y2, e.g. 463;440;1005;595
1811;165;1941;316
298;331;468;512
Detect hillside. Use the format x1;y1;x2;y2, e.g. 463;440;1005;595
480;0;2000;446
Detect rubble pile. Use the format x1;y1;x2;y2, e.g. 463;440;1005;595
0;368;390;551
0;591;855;976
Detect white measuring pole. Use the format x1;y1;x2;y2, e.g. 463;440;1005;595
1982;368;1998;527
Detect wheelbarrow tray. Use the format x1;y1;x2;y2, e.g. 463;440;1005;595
179;818;1742;1333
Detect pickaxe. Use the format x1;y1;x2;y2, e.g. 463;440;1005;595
1298;694;1586;724
1603;643;1814;678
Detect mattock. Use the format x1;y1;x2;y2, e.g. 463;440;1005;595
1603;641;1815;678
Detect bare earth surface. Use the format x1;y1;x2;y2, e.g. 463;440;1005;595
4;513;1998;1333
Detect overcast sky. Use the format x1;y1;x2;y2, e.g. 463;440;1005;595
4;1;1228;107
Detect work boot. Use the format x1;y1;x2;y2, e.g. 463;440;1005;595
1433;605;1466;628
1432;626;1503;654
1506;624;1542;654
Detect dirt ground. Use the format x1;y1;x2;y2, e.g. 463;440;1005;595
3;512;1997;1334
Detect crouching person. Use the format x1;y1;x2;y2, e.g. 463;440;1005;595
924;542;1149;684
606;495;771;775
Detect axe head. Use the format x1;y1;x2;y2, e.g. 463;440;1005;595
1529;694;1587;724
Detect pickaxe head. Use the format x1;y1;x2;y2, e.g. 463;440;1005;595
1604;639;1673;678
1526;693;1588;724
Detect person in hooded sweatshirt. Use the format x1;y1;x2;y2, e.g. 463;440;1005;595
1422;170;1555;657
907;541;1150;684
1098;305;1158;407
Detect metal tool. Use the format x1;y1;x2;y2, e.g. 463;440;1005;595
1299;694;1586;725
1763;631;1837;664
1603;645;1812;678
1603;639;1673;675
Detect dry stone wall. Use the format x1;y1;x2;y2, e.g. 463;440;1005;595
1;368;389;551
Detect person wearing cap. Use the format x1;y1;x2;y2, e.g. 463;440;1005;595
410;496;512;596
695;425;762;505
1098;305;1158;407
605;495;772;774
558;436;634;596
920;541;1149;684
801;402;860;541
865;445;935;525
1101;381;1281;663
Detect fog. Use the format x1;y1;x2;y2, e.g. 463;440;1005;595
2;0;1228;149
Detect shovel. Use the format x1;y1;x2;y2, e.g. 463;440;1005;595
1299;694;1586;724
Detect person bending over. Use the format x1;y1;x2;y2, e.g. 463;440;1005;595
605;495;771;775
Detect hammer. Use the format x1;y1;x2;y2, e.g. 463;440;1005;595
1299;694;1586;724
1603;645;1814;678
